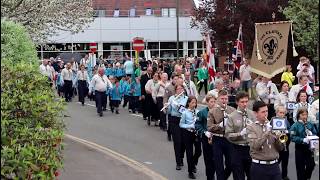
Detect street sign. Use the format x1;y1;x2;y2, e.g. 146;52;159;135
133;37;145;52
89;42;97;53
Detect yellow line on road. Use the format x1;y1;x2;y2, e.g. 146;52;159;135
65;134;168;180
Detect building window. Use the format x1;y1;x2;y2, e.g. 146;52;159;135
114;9;120;17
161;8;169;17
145;8;152;16
94;10;105;17
169;8;176;17
129;8;136;17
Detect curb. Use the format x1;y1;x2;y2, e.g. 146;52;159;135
65;134;168;180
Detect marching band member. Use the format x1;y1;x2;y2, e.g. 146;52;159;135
164;75;179;141
225;91;255;180
184;71;199;99
270;105;291;180
145;72;160;126
89;68;113;117
310;98;319;133
166;84;188;171
154;73;169;130
61;63;74;102
256;76;279;119
195;94;216;180
290;108;317;180
247;101;284;180
293;90;312;122
179;96;202;179
289;75;313;103
109;78;123;114
207;89;236;180
75;64;90;105
274;81;294;125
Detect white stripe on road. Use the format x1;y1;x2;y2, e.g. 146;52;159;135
65;134;168;180
130;114;143;118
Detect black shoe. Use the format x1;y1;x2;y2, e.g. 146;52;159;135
116;111;119;114
99;112;103;117
282;177;290;180
147;119;151;126
192;167;197;173
176;165;181;171
167;136;172;141
188;173;196;179
82;102;84;106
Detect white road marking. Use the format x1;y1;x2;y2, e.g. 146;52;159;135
65;134;167;180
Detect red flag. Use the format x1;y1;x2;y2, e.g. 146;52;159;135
232;23;244;69
206;34;216;82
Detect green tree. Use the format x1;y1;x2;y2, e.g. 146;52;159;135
1;20;38;65
281;0;319;61
1;20;65;179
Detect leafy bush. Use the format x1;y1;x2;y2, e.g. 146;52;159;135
1;20;38;65
1;21;65;179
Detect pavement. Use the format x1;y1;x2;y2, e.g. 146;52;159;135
60;137;156;180
60;96;319;180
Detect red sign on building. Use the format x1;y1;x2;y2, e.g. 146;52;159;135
132;37;145;52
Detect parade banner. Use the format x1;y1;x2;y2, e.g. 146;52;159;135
251;21;292;78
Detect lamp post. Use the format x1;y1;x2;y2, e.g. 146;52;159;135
176;0;180;61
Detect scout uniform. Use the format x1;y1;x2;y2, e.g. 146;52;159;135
167;93;188;169
207;104;235;180
195;107;215;180
225;109;255;180
179;108;201;178
256;81;279;119
290;120;317;180
247;121;284;180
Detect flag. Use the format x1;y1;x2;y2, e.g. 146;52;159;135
205;34;216;82
232;23;244;69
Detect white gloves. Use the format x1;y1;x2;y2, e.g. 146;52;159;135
240;128;247;136
268;94;274;99
266;123;272;132
204;131;212;138
200;79;204;82
303;138;310;144
266;81;272;88
219;119;228;127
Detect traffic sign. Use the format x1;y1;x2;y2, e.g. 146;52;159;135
132;37;145;52
89;42;97;53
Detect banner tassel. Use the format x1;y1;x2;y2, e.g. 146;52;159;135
290;22;298;57
255;24;262;60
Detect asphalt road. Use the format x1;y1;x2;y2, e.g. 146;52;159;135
62;98;319;180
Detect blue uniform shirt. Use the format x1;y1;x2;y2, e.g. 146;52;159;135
290;120;317;145
167;95;188;118
109;85;123;100
180;108;199;129
132;82;141;97
114;68;123;77
105;67;113;77
121;81;130;96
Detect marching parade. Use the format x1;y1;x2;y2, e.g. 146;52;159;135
39;50;319;180
2;0;319;180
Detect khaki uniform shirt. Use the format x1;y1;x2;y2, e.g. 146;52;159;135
247;121;284;161
225;109;256;145
164;83;175;104
207;104;236;135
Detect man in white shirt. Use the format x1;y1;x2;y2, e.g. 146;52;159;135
256;76;279;119
89;68;113;117
61;63;74;102
239;59;252;92
183;71;198;99
297;57;315;90
289;75;313;102
39;59;51;78
80;54;89;68
123;58;134;77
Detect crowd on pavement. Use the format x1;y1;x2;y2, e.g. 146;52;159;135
40;54;319;180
